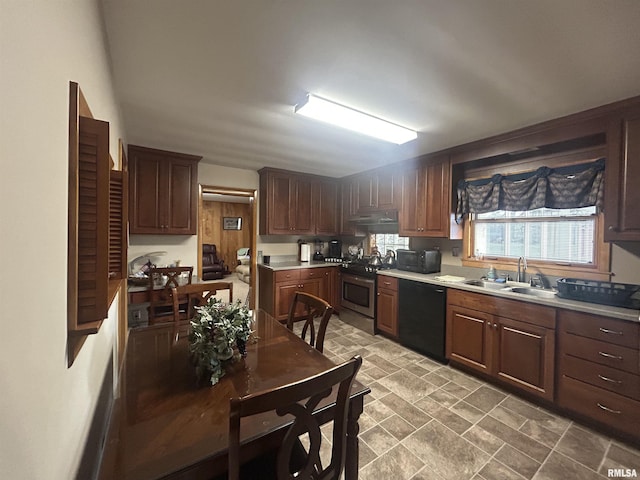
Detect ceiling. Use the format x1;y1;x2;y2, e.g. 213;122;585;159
100;1;640;178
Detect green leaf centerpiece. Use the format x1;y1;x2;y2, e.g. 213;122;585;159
188;298;253;386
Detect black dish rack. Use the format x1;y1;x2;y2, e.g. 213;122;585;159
556;278;640;309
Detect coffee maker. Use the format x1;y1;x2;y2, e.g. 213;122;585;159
312;239;324;261
328;239;342;259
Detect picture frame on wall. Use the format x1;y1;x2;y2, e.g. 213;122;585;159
223;217;242;230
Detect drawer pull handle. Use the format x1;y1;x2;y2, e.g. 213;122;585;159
597;403;621;414
383;282;391;286
599;327;623;336
598;374;622;384
598;351;623;360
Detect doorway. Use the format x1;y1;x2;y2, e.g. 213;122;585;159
198;185;257;308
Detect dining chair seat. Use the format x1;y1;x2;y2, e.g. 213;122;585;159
227;355;362;480
286;291;333;353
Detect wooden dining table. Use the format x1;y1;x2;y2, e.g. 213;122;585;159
98;310;370;480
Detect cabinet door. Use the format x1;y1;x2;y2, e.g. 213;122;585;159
356;173;377;212
376;287;398;337
340;178;360;235
302;268;331;301
292;176;314;234
377;168;400;210
130;151;163;232
605;113;640;241
274;280;300;321
315;180;339;235
422;158;450;237
446;304;493;374
165;159;198;234
494;316;555;401
399;164;423;236
266;172;293;234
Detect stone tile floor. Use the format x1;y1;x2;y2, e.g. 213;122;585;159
314;316;640;480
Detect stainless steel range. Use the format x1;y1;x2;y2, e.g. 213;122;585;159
339;259;380;335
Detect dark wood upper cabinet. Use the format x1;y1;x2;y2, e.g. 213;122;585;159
354;167;400;213
315;179;339;235
128;145;201;235
605;111;640;241
399;155;450;237
259;168;337;235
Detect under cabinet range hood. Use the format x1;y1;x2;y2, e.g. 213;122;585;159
348;210;398;225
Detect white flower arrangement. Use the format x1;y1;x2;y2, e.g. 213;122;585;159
188;298;253;385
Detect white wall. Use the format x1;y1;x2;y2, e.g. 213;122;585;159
128;162;260;274
0;1;124;478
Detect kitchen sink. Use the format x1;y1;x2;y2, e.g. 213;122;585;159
463;279;512;290
507;287;557;299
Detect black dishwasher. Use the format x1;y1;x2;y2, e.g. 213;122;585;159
398;279;447;363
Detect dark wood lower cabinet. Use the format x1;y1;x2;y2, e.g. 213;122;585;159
376;276;398;337
494;316;555;400
446;304;493;374
259;266;336;322
557;309;640;442
446;289;556;401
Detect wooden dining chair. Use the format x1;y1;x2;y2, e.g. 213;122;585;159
286;292;333;353
147;266;194;325
227;355;362;480
170;281;233;342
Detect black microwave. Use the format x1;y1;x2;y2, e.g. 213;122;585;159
396;249;442;274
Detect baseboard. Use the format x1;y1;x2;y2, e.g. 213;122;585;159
75;354;114;480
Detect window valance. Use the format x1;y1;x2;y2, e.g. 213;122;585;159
455;158;605;223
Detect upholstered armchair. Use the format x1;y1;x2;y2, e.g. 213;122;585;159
202;244;225;280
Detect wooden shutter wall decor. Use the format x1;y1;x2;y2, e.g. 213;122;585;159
109;169;128;280
70;116;110;331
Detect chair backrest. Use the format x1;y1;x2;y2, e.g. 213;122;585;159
170;281;233;342
228;355;362;480
147;267;194;324
203;244;222;264
286;292;333;353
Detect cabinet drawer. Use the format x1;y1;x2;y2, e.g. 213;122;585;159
300;268;330;280
559;309;639;348
447;289;555;329
559;332;639;374
560;354;640;400
275;270;300;282
377;276;398;292
558;375;640;440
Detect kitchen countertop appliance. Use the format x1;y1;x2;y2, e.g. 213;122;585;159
396;248;441;274
312;239;325;261
328;239;342;259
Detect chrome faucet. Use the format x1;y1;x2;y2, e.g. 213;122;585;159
516;257;527;283
530;273;548;289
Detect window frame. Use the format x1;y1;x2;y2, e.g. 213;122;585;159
462;210;611;281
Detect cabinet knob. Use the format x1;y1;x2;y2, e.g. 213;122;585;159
608;226;617;232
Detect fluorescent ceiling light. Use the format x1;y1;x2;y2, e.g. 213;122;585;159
294;94;417;144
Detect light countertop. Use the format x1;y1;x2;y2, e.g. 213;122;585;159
257;261;341;271
378;269;640;324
